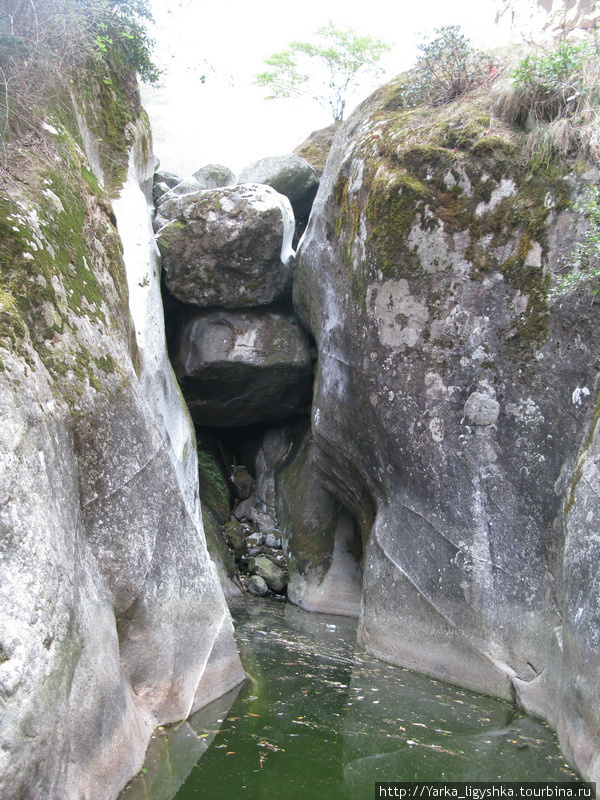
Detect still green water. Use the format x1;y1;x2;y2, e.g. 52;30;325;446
121;597;579;800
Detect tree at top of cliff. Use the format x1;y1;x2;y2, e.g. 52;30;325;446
255;21;391;123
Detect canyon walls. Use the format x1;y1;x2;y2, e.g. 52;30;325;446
0;62;243;800
294;75;600;781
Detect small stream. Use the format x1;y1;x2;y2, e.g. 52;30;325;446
121;598;580;800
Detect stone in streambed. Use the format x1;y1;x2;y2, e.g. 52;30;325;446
251;555;288;593
247;575;269;596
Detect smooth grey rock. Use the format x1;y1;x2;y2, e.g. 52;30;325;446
174;309;313;427
231;467;253;500
193;163;235;188
249;508;278;537
275;425;362;617
265;532;282;549
251;555;288;593
559;396;600;781
0;119;244;799
157;184;295;308
237;154;319;219
255;424;296;510
247;575;269;596
233;496;255;521
155;177;204;208
294;74;600;782
154;169;181;189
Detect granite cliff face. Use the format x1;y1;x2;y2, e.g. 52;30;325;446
294;77;600;781
0;62;243;800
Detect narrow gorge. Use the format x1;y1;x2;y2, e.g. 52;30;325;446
0;0;599;797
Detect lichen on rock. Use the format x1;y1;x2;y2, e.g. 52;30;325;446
294;64;600;784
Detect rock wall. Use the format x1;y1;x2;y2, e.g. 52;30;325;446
0;73;243;799
494;0;600;41
294;77;600;781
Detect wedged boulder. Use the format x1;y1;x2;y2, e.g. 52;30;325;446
294;74;600;781
157;184;295;307
154;169;181;189
237;154;319;220
155;177;204;208
174;308;313;427
153;170;181;205
192;163;235;188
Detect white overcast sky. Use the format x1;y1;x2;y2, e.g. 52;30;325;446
142;0;505;178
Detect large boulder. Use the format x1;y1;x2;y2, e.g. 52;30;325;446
156;184;295;307
294;74;600;781
174;308;313;427
237;154;319;220
192;163;236;188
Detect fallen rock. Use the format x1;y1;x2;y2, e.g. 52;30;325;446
237;154;319;240
156;184;295;307
174;309;313;427
223;520;245;557
237;154;319;219
155;178;204;208
153;181;171;205
265;532;282;549
231;467;253;500
192;163;236;188
233;496;255;520
154;169;181;189
245;531;264;549
247;574;269;596
251;555;288;593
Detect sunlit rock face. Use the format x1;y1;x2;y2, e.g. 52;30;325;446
294;74;600;782
237;154;319;221
175;308;313;427
0;101;244;799
156;184;295;308
494;0;599;41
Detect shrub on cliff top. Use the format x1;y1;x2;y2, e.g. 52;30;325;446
497;36;600;163
404;26;496;108
509;39;598;124
0;0;159;139
255;21;391;122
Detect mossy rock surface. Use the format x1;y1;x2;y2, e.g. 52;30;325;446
294;66;600;773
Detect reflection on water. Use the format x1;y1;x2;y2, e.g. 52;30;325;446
121;597;579;800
